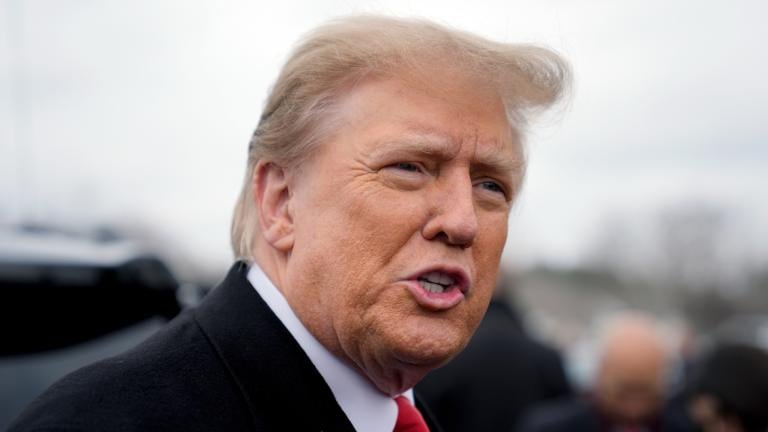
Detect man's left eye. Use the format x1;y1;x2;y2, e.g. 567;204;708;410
478;181;505;194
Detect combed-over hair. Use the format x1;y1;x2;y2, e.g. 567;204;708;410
231;15;570;261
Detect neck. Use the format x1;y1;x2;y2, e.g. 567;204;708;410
251;242;289;297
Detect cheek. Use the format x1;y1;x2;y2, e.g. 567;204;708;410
472;214;508;287
330;199;427;311
293;185;429;308
326;187;427;263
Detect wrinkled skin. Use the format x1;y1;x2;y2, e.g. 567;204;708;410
257;69;523;395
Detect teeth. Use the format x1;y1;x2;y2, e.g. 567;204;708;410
419;280;446;293
421;271;455;286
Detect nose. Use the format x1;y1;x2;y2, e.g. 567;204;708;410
421;174;479;248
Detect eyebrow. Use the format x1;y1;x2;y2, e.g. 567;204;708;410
371;128;523;175
472;142;526;175
370;133;459;159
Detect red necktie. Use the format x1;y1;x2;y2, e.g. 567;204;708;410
394;396;430;432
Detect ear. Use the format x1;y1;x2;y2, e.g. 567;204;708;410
253;161;294;253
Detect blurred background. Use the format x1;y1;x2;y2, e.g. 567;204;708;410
1;0;767;429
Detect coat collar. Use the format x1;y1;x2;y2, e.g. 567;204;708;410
193;262;356;431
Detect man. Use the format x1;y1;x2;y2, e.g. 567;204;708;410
417;275;572;432
687;344;768;432
519;312;672;432
11;15;568;431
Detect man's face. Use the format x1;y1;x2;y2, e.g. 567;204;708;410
282;70;521;395
596;342;666;424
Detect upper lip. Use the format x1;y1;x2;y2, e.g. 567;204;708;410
405;265;471;294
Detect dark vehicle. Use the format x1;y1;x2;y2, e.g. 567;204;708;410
0;226;183;428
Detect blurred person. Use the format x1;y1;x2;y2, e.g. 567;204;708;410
518;312;672;432
417;273;572;432
687;344;768;432
9;15;569;432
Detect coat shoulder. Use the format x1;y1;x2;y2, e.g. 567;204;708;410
8;310;256;432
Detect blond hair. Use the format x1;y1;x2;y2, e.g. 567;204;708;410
231;15;570;261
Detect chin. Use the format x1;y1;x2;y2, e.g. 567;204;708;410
369;335;466;396
350;307;477;394
366;347;453;396
389;318;469;368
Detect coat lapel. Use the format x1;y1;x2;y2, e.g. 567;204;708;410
193;262;356;431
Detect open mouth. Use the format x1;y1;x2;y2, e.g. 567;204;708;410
417;271;456;293
410;267;469;296
404;267;469;310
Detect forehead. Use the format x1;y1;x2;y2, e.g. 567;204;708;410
330;72;522;169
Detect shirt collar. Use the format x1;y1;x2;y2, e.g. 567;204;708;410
247;263;414;432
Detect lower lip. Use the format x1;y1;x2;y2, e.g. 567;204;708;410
403;280;465;311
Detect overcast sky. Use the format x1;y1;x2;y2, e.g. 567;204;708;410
1;0;766;274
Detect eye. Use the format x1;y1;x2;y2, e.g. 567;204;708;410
393;162;422;173
378;161;429;191
475;179;510;202
479;180;505;194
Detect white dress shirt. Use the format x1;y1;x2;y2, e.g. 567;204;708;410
247;264;414;432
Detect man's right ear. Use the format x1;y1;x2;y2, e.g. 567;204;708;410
253;161;294;253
